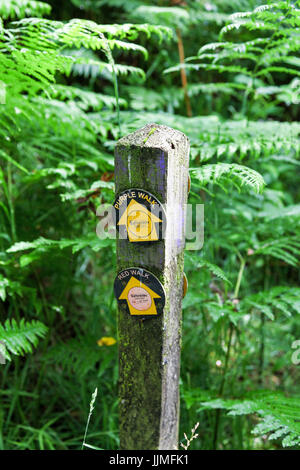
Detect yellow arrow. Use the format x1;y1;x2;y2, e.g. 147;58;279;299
118;199;162;242
119;276;161;315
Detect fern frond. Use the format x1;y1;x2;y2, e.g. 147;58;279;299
188;82;246;97
220;19;275;37
44;336;114;377
107;111;300;163
60;180;114;202
190;163;265;193
190;10;230;26
200;391;300;448
132;6;189;29
0;319;47;360
164;62;251;77
186;254;232;285
46;84;127;111
169;1;300;117
242;286;300;319
7;235;114;266
97;23;172;42
258;204;300;220
0;0;51;19
0;275;27;302
254;237;300;267
71;57;145;80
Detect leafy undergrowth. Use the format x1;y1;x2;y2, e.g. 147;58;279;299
0;0;299;450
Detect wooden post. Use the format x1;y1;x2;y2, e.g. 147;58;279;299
114;123;190;450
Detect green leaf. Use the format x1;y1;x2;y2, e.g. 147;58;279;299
190;164;265;194
0;319;48;360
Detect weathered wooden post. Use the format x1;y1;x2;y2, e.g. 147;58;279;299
113;123;190;450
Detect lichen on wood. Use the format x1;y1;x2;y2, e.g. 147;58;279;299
115;123;190;450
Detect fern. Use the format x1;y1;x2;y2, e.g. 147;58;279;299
165;1;300;118
0;0;51;19
0;15;171;221
254;237;300;267
185;253;232;285
1;0;299;451
45;84;127;112
199;391;300;448
111;112;300;163
242;286;300;319
190;163;265;193
60;180;114;202
259;203;300;220
7;235;114;267
0;319;47;360
132;6;189;30
71;57;146;80
44;336;116;377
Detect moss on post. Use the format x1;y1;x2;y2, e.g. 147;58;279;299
115;123;190;450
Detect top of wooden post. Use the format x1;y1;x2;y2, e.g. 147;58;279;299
116;123;189;153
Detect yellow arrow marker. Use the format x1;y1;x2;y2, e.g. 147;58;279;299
118;199;162;242
119;276;161;315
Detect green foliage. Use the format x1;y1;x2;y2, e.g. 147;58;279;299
242;286;300;319
0;0;299;451
166;1;300;116
185;254;232;285
132;6;189;29
7;235;114;267
199;391;300;448
0;0;51;19
0;318;47;360
190;163;265;193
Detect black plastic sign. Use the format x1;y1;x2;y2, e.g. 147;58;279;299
113;189;166;242
114;267;165;318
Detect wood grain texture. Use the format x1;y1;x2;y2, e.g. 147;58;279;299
115;123;190;450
